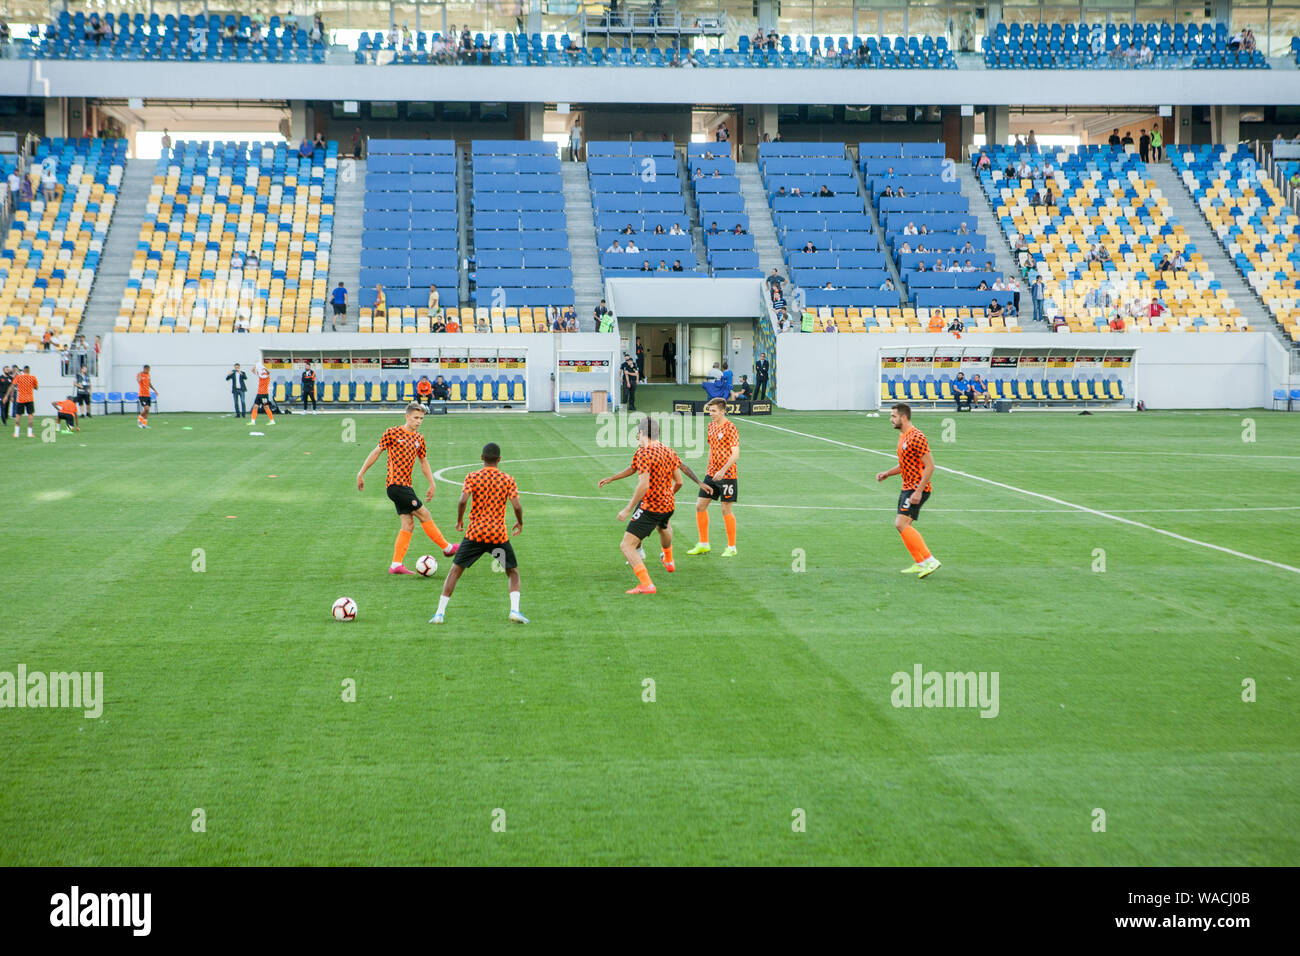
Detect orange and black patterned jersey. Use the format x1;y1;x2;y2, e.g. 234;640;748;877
136;372;151;396
707;418;739;479
631;441;682;513
11;374;37;402
255;369;271;395
380;426;426;487
55;399;77;416
463;466;518;544
897;426;932;492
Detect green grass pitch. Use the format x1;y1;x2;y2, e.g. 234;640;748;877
1;403;1297;865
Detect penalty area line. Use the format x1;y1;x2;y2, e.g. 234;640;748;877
738;418;1300;576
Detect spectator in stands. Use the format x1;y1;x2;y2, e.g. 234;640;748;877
732;223;747;236
1172;249;1186;271
6;168;18;198
331;282;347;329
563;306;577;332
656;259;669;272
431;313;446;333
669;223;685;235
569;119;583;162
818;185;834;197
903;221;918;236
988;299;1003;319
766;269;784;294
790;185;802;197
426;285;441;321
373;283;386;317
896;187;907;198
1016;158;1032;179
977;280;989;291
1109;311;1126;332
777;312;793;333
1043;188;1055;208
313;132;326;150
957;223;968;235
975;152;991;172
1228;29;1244;51
880;278;895;291
932;258;945;273
899;242;912;255
1121;130;1134;149
707;221;719;235
1002;160;1016;181
606;239;623;254
822;318;838;333
1031;275;1045;324
915;260;927;272
475;312;490;333
1150;127;1163;162
1108;128;1122;148
460;26;472;59
1149;298;1166;319
822;281;837;291
298;137;313;158
962;259;977;272
802;240;817;253
593;299;612;330
948;316;965;336
653;224;666;235
881;185;894;198
352;128;363;159
684;49;699;68
926;311;944;332
1097;244;1111;263
625;239;640;254
41;165;57;203
620;223;635;234
445;312;461;333
640;260;653;272
672;259;683;272
1290;170;1300;191
550;308;565;331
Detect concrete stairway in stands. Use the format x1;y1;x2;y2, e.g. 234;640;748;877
1148;161;1276;341
78;158;154;344
328;157;365;329
736;163;784;280
957;162;1042;328
561;161;603;329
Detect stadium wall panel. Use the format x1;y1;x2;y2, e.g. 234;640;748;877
775;332;1290;411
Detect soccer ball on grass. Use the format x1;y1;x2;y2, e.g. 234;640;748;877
332;597;357;621
415;554;439;577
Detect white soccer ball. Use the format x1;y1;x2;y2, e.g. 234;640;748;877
332;597;357;621
415;554;439;577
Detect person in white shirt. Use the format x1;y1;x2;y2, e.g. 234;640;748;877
1016;160;1031;178
669;223;684;235
900;242;912;254
625;240;639;254
7;170;20;197
386;24;399;46
903;221;918;236
606;239;623;254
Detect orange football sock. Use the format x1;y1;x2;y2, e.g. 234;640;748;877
250;407;258;422
900;525;931;562
420;520;450;549
662;546;674;564
392;529;412;565
723;512;737;547
696;510;709;542
634;565;653;588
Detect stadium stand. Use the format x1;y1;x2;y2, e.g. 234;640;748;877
758;142;899;321
357;31;955;68
469;141;574;329
0;138;124;352
28;11;326;62
983;21;1268;69
979;144;1246;333
688;145;761;278
1172;144;1299;345
867;142;1016;332
115;140;334;334
359;139;457;333
590;141;700;278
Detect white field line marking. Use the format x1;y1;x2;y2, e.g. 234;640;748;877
433;457;1300;515
738;419;1300;576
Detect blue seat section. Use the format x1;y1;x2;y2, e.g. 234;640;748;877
687;144;759;277
349;31;955;68
589;142;703;278
756;142;896;307
865;142;1008;317
360;139;458;307
29;11;326;62
470;141;573;307
983;21;1268;69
